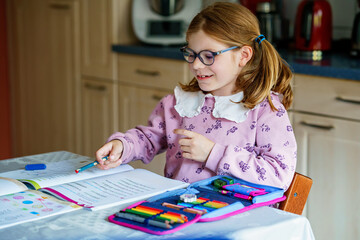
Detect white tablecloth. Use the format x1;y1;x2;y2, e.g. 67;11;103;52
0;151;315;240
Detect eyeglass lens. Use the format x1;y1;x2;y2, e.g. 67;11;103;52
183;48;214;66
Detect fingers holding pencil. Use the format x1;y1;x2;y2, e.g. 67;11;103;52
95;140;124;170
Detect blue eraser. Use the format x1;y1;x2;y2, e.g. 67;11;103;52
25;164;46;171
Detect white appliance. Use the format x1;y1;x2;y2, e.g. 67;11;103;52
132;0;202;45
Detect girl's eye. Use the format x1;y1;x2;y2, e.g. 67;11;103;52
203;52;214;60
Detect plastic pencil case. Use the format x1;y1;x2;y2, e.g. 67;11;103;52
108;175;286;235
108;198;202;235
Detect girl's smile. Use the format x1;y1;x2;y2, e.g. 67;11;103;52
196;74;213;81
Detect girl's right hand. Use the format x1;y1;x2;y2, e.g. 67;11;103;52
95;140;124;170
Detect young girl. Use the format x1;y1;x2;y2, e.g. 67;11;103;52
95;2;296;190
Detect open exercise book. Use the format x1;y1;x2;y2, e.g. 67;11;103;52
0;158;188;229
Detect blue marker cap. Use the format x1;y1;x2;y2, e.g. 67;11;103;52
25;164;47;171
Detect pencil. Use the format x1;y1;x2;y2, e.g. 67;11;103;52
123;209;173;223
183;207;207;215
120;210;170;224
161;202;185;210
75;156;109;173
115;212;172;229
133;205;187;221
131;207;183;223
162;202;207;215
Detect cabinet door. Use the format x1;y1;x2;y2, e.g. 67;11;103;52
46;0;81;153
294;74;360;121
80;0;115;79
82;78;118;156
293;112;360;240
8;0;81;156
118;54;190;90
80;0;135;79
118;84;172;175
7;0;46;156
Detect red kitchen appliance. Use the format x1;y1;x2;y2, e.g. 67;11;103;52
239;0;270;14
294;0;332;51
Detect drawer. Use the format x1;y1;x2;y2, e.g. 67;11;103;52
118;54;191;90
293;74;360;121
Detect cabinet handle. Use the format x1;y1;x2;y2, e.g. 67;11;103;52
300;121;334;130
135;69;160;77
152;95;163;101
335;96;360;105
49;3;70;9
85;83;106;91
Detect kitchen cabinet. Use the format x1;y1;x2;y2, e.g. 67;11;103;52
118;85;171;132
292;74;360;240
117;54;192;175
81;78;118;156
7;0;81;156
81;0;116;79
80;0;135;80
7;0;136;157
118;84;170;176
0;0;11;160
79;0;136;157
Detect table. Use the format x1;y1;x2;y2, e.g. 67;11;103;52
0;151;315;240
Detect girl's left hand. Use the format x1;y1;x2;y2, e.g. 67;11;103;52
173;129;215;163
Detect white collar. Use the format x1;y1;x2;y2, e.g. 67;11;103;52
174;86;253;123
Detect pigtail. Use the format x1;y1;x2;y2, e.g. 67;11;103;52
237;39;293;111
269;48;293;110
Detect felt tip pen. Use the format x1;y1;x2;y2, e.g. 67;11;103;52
75;156;109;173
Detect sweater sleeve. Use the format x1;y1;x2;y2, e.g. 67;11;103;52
205;97;297;191
106;95;171;165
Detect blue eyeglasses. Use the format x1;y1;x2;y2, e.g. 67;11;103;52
180;46;239;66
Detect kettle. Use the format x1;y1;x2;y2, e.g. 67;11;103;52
294;0;332;52
350;0;360;57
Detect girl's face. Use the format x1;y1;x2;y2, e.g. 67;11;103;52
187;30;243;96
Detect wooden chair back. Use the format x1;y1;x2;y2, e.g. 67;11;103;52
278;172;313;215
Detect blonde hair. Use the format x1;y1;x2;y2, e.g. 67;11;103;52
181;2;293;110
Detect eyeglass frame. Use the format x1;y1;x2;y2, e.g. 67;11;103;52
180;46;239;66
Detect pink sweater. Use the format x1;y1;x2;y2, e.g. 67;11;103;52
108;88;296;190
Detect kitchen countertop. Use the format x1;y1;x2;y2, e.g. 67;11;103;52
112;44;360;81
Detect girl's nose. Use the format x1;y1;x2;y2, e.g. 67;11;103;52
192;56;206;69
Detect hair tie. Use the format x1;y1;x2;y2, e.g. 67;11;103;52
255;35;266;45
